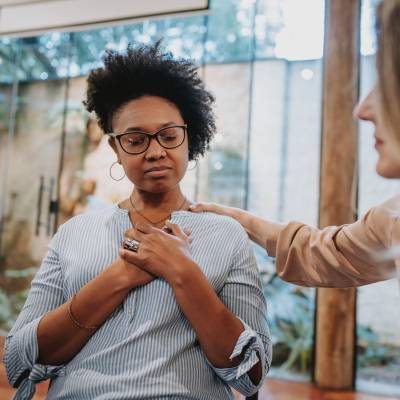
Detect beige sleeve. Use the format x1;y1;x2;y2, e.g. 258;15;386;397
273;203;398;288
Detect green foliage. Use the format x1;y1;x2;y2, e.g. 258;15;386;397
252;237;315;376
357;324;400;387
0;268;38;331
0;287;31;332
0;289;13;330
358;325;400;368
5;267;38;279
261;269;314;374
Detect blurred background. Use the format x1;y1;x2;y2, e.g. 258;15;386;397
0;0;398;397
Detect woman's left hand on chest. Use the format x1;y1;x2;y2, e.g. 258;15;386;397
120;220;193;281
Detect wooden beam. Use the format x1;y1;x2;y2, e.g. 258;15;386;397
315;0;360;389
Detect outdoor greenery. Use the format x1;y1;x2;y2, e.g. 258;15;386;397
264;275;314;373
0;267;37;333
357;326;400;387
259;258;314;376
0;0;284;84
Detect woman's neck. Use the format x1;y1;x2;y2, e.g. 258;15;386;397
127;187;187;227
131;187;186;214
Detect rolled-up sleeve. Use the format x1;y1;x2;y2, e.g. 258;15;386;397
3;228;67;399
213;229;272;396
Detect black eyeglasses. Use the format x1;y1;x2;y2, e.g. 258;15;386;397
108;124;187;155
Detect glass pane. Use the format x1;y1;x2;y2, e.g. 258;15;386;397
248;58;322;381
0;37;69;331
197;62;251;208
244;0;324;382
356;0;400;396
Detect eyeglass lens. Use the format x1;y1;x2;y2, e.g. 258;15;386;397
119;126;185;154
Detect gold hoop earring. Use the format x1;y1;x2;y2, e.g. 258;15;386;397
187;159;198;171
109;161;125;181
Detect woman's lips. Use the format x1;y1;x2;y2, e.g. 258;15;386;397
145;167;171;177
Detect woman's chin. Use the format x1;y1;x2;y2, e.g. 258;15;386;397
140;181;177;194
375;159;400;179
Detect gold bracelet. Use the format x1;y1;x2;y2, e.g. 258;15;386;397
67;294;98;331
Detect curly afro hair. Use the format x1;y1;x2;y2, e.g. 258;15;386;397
84;41;216;161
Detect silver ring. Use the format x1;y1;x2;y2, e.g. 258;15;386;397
123;238;140;253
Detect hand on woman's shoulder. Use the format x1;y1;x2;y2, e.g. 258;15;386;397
190;210;249;243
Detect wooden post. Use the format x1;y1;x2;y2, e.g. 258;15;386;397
315;0;360;389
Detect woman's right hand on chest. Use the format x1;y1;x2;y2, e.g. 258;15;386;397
111;257;155;290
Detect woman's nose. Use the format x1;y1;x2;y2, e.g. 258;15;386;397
144;136;166;160
353;88;376;122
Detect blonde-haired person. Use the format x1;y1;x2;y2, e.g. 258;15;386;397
190;0;400;288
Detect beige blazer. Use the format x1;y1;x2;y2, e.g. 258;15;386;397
268;196;400;287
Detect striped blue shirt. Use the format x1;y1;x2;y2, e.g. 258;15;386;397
4;205;272;399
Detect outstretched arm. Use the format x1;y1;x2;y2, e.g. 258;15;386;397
189;200;398;287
